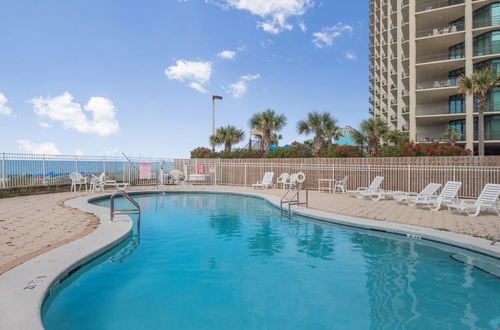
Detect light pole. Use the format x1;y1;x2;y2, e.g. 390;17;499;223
211;95;223;151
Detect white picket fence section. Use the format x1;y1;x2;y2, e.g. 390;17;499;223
177;159;500;198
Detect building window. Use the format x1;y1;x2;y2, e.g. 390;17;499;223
449;42;465;59
473;116;500;140
474;58;500;73
474;30;500;56
474;2;500;28
449;120;466;140
473;88;500;112
448;68;465;86
449;95;465;114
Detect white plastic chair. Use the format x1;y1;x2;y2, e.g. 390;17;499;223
285;173;298;189
276;173;289;189
334;176;349;194
69;172;87;192
410;181;462;211
447;184;500;217
252;172;275;189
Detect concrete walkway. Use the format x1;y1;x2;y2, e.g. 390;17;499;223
1;185;499;274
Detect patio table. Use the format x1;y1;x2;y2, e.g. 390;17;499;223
318;179;336;193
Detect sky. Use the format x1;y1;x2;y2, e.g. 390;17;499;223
0;0;369;158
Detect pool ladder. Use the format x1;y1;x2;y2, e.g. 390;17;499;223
110;189;141;222
280;185;309;215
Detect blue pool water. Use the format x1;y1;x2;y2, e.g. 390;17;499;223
42;193;500;329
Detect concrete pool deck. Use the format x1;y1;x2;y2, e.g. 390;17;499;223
1;185;500;275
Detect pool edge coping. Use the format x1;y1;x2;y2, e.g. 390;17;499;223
0;193;133;330
0;188;499;330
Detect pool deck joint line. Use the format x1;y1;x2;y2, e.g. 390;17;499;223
0;187;499;330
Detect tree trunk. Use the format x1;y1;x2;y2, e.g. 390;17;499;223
225;143;231;153
314;136;323;152
478;97;485;156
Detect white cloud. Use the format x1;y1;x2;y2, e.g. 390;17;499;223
165;59;213;93
30;92;119;136
228;73;260;98
0;93;13;116
38;121;52;128
345;51;357;60
299;22;307;33
17;140;61;155
222;0;313;34
189;82;207;93
242;74;261;81
313;23;353;48
217;50;237;59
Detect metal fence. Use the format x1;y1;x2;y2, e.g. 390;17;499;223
0;153;174;189
177;159;500;198
3;153;500;198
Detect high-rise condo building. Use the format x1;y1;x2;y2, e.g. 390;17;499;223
369;0;500;154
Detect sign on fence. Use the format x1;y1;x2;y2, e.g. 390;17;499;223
139;163;152;179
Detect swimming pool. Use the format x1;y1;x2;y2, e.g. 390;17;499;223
42;193;500;329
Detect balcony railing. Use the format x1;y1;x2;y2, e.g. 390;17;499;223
417;50;465;64
473;15;500;29
416;78;458;90
416;133;464;142
416;0;464;13
416;22;464;38
416;105;463;116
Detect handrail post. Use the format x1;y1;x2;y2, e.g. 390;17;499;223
244;163;247;187
42;154;46;185
1;152;5;189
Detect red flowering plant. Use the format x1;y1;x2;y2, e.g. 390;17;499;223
378;142;471;157
324;145;365;158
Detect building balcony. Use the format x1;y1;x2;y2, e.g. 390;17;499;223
416;78;458;90
416;0;464;13
417;130;500;143
416;132;463;143
416;50;464;64
416;22;464;39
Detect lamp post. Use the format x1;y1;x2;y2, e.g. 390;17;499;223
211;95;223;151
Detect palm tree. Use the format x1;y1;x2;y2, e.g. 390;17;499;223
209;125;245;152
352;118;389;154
297;112;342;151
249;109;287;150
442;125;461;145
384;129;409;145
458;69;500;156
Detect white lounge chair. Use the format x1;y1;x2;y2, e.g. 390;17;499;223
69;172;87;192
91;172;129;192
347;176;384;199
252;172;275;189
447;183;500;217
393;183;442;204
334;176;348;194
276;173;289;189
410;181;462;211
